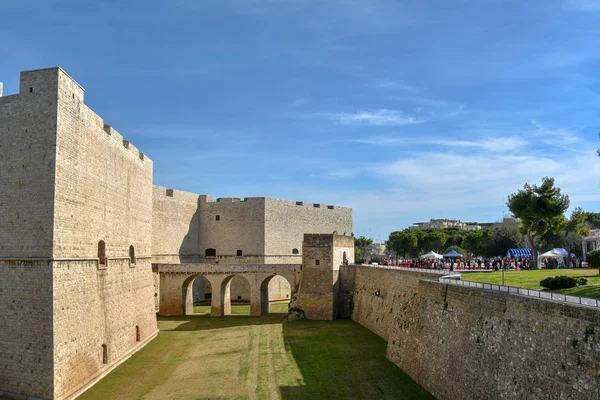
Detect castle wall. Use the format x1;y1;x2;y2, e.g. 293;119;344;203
198;197;265;260
53;68;153;260
0;260;54;399
49;68;158;399
264;199;352;263
345;266;433;341
0;68;58;258
389;280;600;400
152;186;206;264
343;265;600;400
52;259;158;399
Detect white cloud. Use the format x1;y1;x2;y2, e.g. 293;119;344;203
531;120;582;144
349;135;528;152
319;109;425;126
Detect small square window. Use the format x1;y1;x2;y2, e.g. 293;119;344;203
236;250;243;257
237;296;242;300
315;259;320;266
215;215;220;221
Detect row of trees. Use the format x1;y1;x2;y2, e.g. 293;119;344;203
387;178;598;260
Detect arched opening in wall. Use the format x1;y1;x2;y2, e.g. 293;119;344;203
191;275;212;314
205;248;216;257
292;248;299;255
343;251;348;265
259;275;292;316
129;245;136;264
98;240;106;265
220;274;252;316
101;344;108;364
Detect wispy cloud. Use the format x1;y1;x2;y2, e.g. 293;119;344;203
350;135;528;152
531;120;581;144
317;109;426;126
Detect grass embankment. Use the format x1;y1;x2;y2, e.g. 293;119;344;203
79;313;432;399
464;268;600;299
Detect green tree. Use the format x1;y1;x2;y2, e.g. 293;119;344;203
507;177;570;267
424;230;447;252
484;224;526;257
388;230;419;258
462;230;491;257
354;236;373;261
586;249;600;276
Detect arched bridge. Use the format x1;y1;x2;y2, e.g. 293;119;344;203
154;263;301;316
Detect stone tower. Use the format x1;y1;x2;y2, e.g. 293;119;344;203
293;233;354;320
0;67;158;400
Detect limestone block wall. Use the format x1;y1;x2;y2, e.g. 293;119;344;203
0;260;54;399
264;198;352;260
388;280;600;400
52;259;158;399
152;186;207;264
53;67;153;260
0;68;58;258
344;265;433;341
199;197;265;260
341;265;600;400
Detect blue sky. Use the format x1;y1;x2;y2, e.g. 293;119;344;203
2;0;600;241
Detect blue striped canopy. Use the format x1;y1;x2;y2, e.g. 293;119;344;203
507;248;531;258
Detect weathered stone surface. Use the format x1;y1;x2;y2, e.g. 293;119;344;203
342;265;600;400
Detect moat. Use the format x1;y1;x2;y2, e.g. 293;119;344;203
77;310;433;400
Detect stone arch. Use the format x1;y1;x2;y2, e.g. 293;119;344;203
215;274;252;316
192;275;212;305
259;274;293;316
182;274;199;315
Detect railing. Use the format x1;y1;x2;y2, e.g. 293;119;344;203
448;279;600;308
360;264;452;275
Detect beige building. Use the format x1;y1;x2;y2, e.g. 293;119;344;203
0;67;352;400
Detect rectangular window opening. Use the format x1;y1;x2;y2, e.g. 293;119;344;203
216;215;220;221
315;259;320;266
236;250;243;257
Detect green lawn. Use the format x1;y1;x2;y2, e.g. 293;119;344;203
78;314;432;400
463;268;600;299
193;301;289;315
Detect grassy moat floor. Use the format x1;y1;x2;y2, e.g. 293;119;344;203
463;268;600;299
78;304;433;400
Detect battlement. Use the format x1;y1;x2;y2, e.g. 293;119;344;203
1;67;151;164
152;185;211;203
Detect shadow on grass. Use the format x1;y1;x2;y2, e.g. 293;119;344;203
158;313;289;331
278;320;435;400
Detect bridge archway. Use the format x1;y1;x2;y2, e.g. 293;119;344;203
259;274;293;316
214;274;252;316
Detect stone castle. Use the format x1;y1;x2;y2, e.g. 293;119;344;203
2;67;598;400
0;67;352;400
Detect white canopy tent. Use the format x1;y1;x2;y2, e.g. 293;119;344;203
539;248;568;258
421;251;443;259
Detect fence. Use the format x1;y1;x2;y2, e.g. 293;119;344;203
361;264;452;276
361;264;599;308
447;279;600;308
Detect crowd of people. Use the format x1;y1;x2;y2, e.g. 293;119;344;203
375;256;585;271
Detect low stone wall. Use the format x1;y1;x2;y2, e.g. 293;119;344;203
342;265;600;400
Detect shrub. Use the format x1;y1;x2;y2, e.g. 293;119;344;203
540;276;586;290
587;250;600;275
